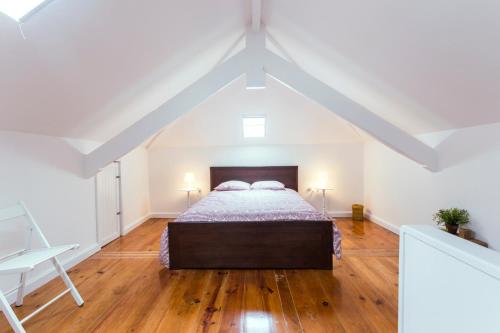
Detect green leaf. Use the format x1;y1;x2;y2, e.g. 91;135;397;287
433;208;470;226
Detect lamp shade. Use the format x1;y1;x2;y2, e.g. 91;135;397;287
317;171;329;189
184;172;195;189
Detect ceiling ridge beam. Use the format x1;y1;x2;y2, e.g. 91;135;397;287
251;0;262;32
246;29;266;89
263;49;439;171
83;50;249;177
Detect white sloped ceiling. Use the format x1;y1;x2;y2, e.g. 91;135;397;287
1;0;499;142
0;0;249;141
264;0;500;134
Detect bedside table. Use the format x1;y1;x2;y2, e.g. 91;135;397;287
178;188;201;208
314;188;334;216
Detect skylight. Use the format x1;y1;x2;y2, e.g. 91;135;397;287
242;116;266;138
0;0;51;22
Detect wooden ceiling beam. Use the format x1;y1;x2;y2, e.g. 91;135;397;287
84;25;439;177
263;50;439;171
83;50;248;177
245;29;266;89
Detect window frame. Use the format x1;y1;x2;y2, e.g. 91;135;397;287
242;115;266;138
0;0;54;22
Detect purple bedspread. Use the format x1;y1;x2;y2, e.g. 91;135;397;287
160;189;342;267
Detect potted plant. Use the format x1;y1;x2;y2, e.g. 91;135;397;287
433;208;470;235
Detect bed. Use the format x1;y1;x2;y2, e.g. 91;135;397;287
159;166;341;269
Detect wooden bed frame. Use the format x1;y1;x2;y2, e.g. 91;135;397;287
168;166;333;269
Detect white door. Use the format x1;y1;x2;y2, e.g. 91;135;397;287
96;162;121;246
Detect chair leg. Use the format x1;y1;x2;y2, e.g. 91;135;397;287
0;291;26;333
51;258;84;306
15;272;27;307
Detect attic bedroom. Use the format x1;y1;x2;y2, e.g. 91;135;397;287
1;1;500;332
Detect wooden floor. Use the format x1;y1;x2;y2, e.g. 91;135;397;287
0;218;399;333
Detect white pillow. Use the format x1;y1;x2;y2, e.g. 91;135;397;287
251;180;286;190
214;180;250;191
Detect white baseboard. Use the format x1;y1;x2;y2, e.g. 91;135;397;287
150;212;182;219
365;213;400;234
7;243;101;304
327;210;352;218
99;232;120;246
122;213;152;235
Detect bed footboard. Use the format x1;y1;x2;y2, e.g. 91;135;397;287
168;221;333;269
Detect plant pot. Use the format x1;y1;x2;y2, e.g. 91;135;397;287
445;224;459;235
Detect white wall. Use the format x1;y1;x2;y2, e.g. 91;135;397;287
153;76;362;147
147;76;365;217
149;144;364;216
0;131;100;300
119;146;151;234
364;122;500;250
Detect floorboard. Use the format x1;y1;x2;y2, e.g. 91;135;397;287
0;218;399;332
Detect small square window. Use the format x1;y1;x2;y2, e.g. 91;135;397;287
242;116;266;138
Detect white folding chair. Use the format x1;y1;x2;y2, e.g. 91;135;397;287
0;201;84;333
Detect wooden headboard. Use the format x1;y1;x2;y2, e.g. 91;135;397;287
210;166;298;191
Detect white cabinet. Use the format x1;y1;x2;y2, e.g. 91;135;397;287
399;225;500;333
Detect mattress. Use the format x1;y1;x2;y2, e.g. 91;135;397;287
159;189;342;267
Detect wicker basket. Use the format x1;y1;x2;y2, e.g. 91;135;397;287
352;204;364;221
458;228;473;240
